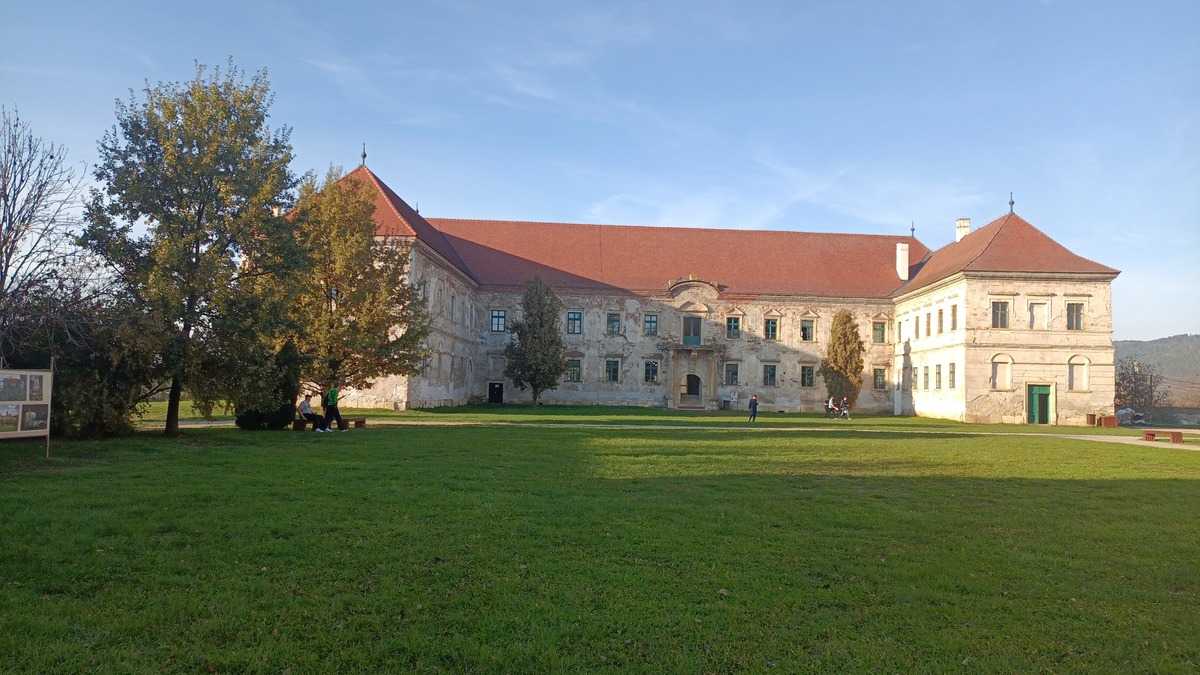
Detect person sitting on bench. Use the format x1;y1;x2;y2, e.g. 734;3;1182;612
298;394;328;432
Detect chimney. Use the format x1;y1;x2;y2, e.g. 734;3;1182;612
955;217;971;242
895;242;909;281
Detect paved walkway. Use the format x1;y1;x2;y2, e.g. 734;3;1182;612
150;418;1195;451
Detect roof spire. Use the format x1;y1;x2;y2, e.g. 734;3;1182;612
1009;191;1015;213
360;142;367;167
910;220;915;238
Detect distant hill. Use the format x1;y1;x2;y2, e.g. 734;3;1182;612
1115;334;1200;407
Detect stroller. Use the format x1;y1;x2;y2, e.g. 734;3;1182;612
824;400;851;420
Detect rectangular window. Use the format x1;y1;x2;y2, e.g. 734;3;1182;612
800;365;815;388
1028;302;1047;330
951;305;958;331
910;366;918;389
915;317;920;339
991;301;1009;329
566;310;582;335
724;362;739;386
935;364;942;390
800;319;815;342
726;317;740;339
643;313;658;336
923;366;929;390
565;359;581;382
925;313;931;336
764;318;778;341
896;321;902;342
949;362;956;389
873;368;886;390
644;360;659;384
606;312;621;336
490;309;506;332
937;309;944;334
1067;302;1084;331
762;364;777;387
872;322;886;344
605;359;620;383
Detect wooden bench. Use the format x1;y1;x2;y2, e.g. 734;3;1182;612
342;417;367;430
1143;430;1185;444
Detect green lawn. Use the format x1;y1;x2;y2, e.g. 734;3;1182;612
138;400;1188;440
3;421;1198;671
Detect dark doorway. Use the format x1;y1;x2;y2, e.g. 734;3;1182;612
488;382;504;404
686;374;701;396
1027;385;1050;424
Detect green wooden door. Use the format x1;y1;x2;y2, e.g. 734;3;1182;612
1027;385;1051;424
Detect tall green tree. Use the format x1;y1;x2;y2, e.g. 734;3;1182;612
504;277;566;404
819;309;865;406
283;168;429;394
80;62;301;434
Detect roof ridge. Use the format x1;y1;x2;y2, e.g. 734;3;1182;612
357;166;417;235
426;216;924;242
961;212;1012;271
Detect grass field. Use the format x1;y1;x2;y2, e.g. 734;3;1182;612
3;414;1199;671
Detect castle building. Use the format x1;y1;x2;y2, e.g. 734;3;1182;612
343;166;1119;425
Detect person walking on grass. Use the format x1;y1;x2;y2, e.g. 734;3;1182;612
841;395;851;420
747;393;759;423
323;382;346;431
298;394;328;432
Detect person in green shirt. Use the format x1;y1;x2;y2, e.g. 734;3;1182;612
323;382;345;431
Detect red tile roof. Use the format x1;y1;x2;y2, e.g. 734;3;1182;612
898;212;1119;295
426;218;927;298
351;170;1115;298
344;166;474;280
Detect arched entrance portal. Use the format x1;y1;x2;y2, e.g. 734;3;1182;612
681;374;702;408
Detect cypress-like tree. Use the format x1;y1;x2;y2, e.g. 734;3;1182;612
504;278;566;404
819;309;865;406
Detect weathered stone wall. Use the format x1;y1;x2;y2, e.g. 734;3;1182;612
341;242;480;409
473;280;894;413
961;275;1115;425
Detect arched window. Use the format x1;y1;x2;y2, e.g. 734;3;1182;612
990;354;1013;390
1068;355;1090;391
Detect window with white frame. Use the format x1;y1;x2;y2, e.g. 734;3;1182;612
726;317;740;339
990;354;1013;390
1028;301;1048;330
566;310;582;335
490;309;507;332
991;301;1009;329
800;365;815;387
605;359;620;383
763;318;778;341
1067;302;1084;331
606;312;622;335
565;359;581;382
800;319;815;341
762;364;778;387
724;362;739;385
949;362;956;389
643;313;658;336
644;360;659;384
1068;355;1089;391
872;322;886;344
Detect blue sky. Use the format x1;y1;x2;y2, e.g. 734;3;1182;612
3;1;1197;339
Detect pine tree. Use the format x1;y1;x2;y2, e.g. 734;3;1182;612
819;309;865;406
504;278;566;404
